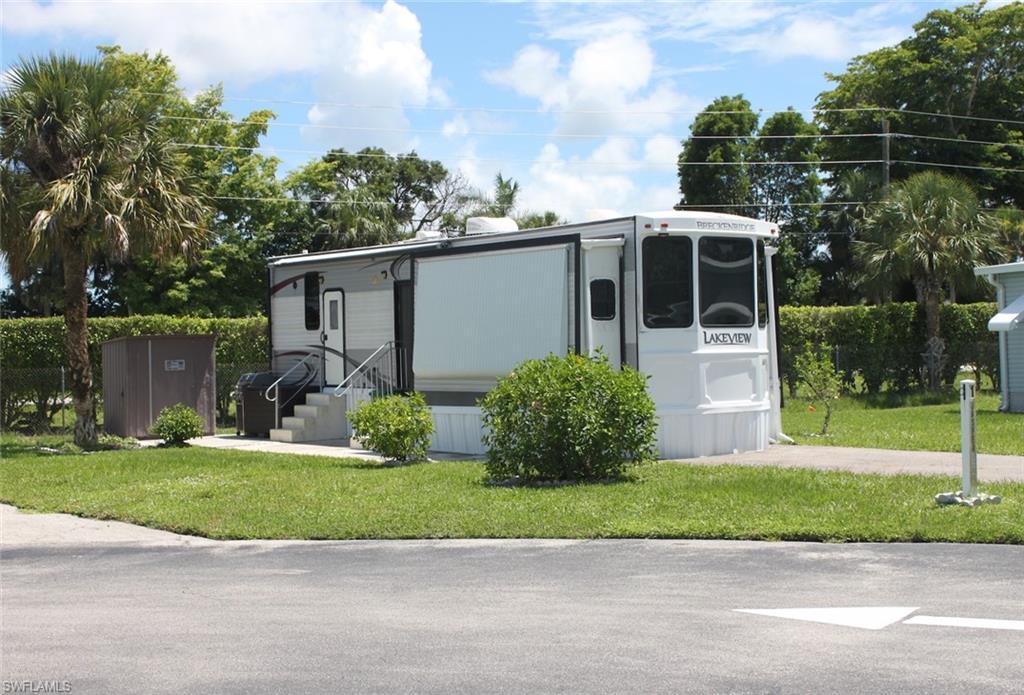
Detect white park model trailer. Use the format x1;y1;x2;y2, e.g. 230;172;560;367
264;210;785;459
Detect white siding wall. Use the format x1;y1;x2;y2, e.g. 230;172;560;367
1004;274;1024;412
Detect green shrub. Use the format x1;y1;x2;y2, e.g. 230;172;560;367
151;404;206;446
480;353;657;482
794;343;842;435
348;392;434;462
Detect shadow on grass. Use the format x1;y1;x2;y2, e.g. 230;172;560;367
856;390;961;409
482;473;638;489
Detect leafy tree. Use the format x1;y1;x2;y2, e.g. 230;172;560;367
517;210;563;229
0;53;207;445
677;95;758;214
816;2;1024;207
855;172;1000;342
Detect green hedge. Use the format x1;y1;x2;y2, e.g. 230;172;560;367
779;302;997;394
0;302;1000;422
0;315;267;371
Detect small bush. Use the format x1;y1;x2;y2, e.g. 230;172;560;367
481;353;657;483
795;343;842;435
348;392;434;462
151;404;206;446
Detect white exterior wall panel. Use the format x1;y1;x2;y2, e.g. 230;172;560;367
1004;274;1024;412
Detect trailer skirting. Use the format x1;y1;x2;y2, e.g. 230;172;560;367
427;405;771;460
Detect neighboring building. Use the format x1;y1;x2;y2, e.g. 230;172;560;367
975;261;1024;412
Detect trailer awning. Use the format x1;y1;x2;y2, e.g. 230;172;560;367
988;293;1024;332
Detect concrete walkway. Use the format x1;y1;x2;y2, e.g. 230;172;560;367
692;445;1024;482
176;435;1024;482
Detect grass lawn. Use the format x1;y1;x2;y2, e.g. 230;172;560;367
1;442;1021;543
783;391;1024;455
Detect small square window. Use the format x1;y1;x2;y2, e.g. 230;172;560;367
590;279;616;321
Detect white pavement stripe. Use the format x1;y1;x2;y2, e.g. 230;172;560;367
734;607;919;630
903;616;1024;631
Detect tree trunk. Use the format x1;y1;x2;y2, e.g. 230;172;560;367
63;240;97;447
924;284;942;341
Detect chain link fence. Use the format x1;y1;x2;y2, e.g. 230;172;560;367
781;340;1000;397
1;363;269;433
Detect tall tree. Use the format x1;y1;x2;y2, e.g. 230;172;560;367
0;54;207;444
816;2;1024;207
677;95;758;214
855;172;999;343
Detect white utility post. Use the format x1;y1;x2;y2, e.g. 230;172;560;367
960;380;978;497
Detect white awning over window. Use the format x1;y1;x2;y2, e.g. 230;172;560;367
988;293;1024;332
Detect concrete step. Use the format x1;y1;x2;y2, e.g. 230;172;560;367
293;404;326;418
306;393;334;407
281;416;308;430
270;427;303;442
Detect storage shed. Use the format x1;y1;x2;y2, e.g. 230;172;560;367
975;262;1024;412
102;335;217;438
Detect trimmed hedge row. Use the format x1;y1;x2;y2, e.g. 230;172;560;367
0;302;998;402
778;302;998;394
0;315;267;372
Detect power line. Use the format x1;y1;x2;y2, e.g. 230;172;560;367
160;113;883;141
171;141;878;167
896;159;1024;174
895;133;1024;149
146;91;1024;127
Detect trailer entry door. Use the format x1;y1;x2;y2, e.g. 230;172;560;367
322;289;345;385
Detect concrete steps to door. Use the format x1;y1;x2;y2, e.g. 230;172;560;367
270;390;348;442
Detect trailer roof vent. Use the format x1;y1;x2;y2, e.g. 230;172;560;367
465;216;518;235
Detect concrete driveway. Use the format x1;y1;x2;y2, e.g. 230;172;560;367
3;504;1023;694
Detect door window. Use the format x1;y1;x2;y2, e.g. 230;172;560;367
329;299;339;331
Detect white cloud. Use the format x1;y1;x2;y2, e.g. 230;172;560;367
3;0;437;151
531;1;916;64
486;32;701;136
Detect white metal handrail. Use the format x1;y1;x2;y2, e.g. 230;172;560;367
264;353;318;402
331;341;396;398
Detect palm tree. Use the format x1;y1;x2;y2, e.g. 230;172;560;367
0;54;207;445
855;171;998;342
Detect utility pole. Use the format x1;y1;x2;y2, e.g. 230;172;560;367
881;118;891;194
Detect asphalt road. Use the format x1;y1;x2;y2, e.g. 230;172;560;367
3;533;1023;694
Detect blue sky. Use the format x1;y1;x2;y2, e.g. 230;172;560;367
2;0;969;224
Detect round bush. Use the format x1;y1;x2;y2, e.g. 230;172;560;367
348;392;434;462
150;403;205;446
480;353;657;482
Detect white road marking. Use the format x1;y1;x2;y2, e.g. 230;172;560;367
733;606;919;630
903;616;1024;632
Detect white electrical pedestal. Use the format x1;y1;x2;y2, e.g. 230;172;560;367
935;380;1002;507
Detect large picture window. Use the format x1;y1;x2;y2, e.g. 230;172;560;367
699;237;754;328
642;236;693;328
304;272;320;330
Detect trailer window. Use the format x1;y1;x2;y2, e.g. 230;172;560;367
699;237;754;328
642;236;693;328
757;240;769;327
304;272;320;330
590;279;616;321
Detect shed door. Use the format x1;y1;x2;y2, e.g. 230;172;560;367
323;289;345;385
